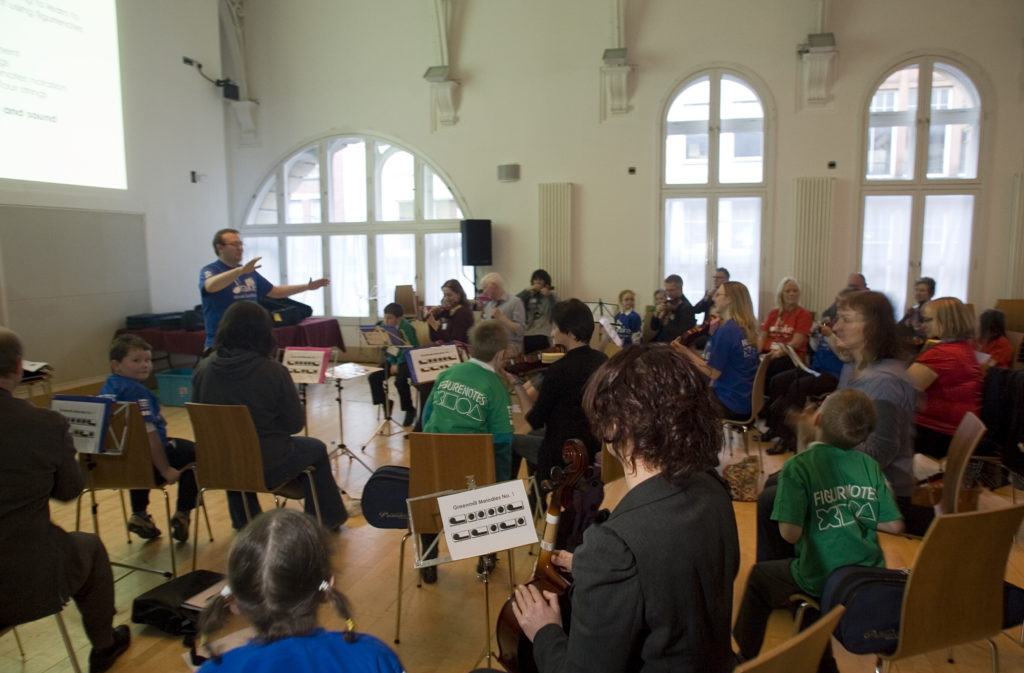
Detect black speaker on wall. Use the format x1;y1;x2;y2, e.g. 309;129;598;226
461;219;492;266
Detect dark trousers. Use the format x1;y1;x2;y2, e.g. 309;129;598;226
129;437;198;514
227;436;347;530
764;370;839;441
61;532;117;650
914;423;953;460
368;364;414;413
712;388;750;421
734;559;801;659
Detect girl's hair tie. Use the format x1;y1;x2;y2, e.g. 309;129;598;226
318;580;330;592
220;585;232;598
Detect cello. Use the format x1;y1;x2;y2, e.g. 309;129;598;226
494;439;588;673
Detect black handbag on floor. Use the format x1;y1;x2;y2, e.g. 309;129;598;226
821;565;1024;655
362;465;410;529
131;569;224;636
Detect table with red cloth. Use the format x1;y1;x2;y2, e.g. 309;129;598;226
116;317;346;357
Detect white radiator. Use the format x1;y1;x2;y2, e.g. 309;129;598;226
1010;174;1024;296
538;182;573;293
793;177;835;317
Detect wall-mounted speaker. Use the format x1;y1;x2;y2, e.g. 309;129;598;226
461;219;492;266
497;164;520;182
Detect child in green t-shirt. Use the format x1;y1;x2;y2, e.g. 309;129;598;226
367;302;419;426
733;388;905;665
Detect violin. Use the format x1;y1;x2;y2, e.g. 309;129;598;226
679;321;711;347
495;439;588;673
504;345;565;378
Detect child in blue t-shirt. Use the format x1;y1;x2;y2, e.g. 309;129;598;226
733;388;905;665
99;335;197;542
614;289;642;345
197;509;405;673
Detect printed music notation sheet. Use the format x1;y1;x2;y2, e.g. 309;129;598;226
436;480;537;560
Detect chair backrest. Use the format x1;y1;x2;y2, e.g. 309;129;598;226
892;503;1024;660
185;403;268;493
394;284;419;319
79;403;158;490
1007;330;1024;370
939;411;986;515
735;605;845;673
748;355;773;420
408;433;495;534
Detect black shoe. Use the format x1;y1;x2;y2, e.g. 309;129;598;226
89;625;130;673
402;408;416;427
127;513;161;540
170;511;190;543
767;437;795;456
420;566;437;584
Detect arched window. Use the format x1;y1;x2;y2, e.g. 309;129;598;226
243;135;472;318
860;58;982;314
661;69;768;312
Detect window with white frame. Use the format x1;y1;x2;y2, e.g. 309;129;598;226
662;70;767;313
860;59;981;315
243;135;474;319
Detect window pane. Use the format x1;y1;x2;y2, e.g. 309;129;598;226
329;235;368;317
246;174;279;225
866;66;918;180
719;76;763;184
242;236;280;286
424;166;462;220
927;63;980;179
921;194;973;302
861;196;912;315
374;234;416;317
327;138;367;222
285;236;324;315
663;198;707;305
379;149;414;221
284;146;321;224
424;232;473;308
665;77;710;184
717;197;762;315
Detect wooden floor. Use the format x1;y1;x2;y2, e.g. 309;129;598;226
3;373;1024;673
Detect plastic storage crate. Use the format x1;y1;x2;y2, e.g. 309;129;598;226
156;369;193;407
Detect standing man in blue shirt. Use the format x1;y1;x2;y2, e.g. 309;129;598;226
199;228;330;348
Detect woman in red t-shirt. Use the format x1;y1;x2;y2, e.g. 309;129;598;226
757;277;813;358
907;297;982;459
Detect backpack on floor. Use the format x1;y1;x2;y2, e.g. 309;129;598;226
131;569;224;636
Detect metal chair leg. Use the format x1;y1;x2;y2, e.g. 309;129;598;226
54;612;82;673
162;489;176;577
304;468;323;527
987;637;999;673
117;490;130;544
395;531;410;643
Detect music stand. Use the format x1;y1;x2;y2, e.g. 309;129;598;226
358;325;413;450
583;298;619;321
325;362;380;475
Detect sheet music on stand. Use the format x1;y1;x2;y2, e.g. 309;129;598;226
358;324;410;347
51;395;118;454
405;343;466;385
283;346;331;384
436;480;537;561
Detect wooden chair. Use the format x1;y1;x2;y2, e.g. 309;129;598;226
1;610;82;673
74;402;208;577
185;403;320;570
875;503;1024;673
735;605;845;673
937;411;986;514
722;355;772;473
393;433;497;643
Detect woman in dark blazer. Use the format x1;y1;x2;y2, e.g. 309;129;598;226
512;343;740;673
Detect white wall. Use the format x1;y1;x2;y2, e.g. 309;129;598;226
228;0;1024;313
0;0;229;381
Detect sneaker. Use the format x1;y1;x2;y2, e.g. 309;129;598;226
89;624;130;673
170;511;190;543
127;513;161;540
402;408;416;427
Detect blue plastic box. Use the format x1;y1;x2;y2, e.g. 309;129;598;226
157;369;193;407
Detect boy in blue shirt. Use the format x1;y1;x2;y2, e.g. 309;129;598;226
733;388;905;666
99;335;198;541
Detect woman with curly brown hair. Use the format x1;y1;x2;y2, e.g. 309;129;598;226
512;343;740;673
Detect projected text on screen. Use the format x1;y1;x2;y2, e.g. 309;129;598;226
0;0;126;190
